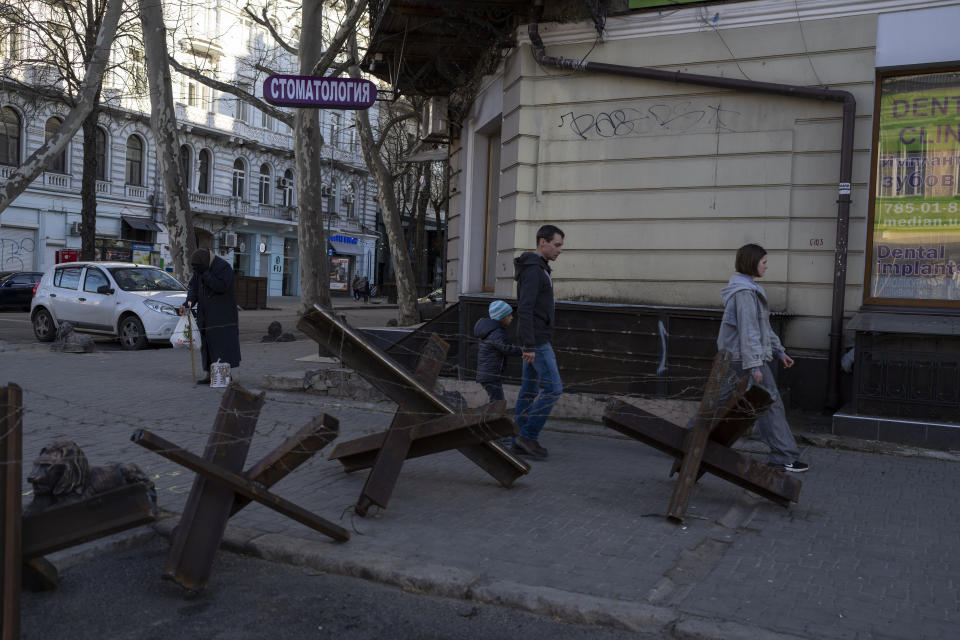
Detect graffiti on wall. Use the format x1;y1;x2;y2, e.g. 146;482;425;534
557;101;742;140
0;234;36;271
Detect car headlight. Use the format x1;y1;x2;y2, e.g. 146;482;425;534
144;300;179;316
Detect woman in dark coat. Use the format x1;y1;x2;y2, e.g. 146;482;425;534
181;248;241;384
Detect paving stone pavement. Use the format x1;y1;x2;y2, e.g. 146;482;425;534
5;326;960;639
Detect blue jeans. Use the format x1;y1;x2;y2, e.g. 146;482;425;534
514;344;563;441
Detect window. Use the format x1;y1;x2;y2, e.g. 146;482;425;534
54;267;82;290
125;135;143;186
187;82;199;107
232;158;246;199
237;84;251;123
282;169;294;206
130;47;147;94
179;145;191;184
198;148;211;194
0;107;20;167
45;117;67;174
95;127;107;180
330;112;341;146
345;183;357;219
326;181;337;215
258;163;271;204
1;27;21;60
83;268;109;293
866;69;960;304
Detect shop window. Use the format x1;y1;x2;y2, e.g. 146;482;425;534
866;69;960;305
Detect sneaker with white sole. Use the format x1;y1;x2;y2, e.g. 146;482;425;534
768;460;809;473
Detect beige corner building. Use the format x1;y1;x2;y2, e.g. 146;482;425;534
365;0;960;447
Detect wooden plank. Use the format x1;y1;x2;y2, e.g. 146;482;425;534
667;352;730;523
355;334;451;515
160;384;263;593
21;483;155;558
330;402;512;468
603;400;800;506
1;384;23;640
231;414;340;516
298;306;529;486
132;429;349;543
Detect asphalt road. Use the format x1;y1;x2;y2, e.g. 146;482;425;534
20;535;654;640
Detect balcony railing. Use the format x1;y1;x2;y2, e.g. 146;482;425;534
125;184;148;199
44;172;71;190
95;180;111;195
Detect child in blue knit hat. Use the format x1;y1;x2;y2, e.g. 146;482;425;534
474;300;523;404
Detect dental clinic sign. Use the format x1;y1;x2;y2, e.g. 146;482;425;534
262;75;377;109
868;69;960;304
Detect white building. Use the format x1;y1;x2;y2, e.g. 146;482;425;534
0;0;378;297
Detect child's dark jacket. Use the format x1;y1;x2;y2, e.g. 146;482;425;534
474;318;522;383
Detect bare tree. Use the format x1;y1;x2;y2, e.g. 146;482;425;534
345;17;419;325
0;0;124;217
166;0;368;311
138;0;195;282
1;0;143;259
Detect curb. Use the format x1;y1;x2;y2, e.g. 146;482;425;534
151;515;807;640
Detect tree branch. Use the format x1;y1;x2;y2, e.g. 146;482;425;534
310;0;367;77
244;4;298;57
167;55;293;127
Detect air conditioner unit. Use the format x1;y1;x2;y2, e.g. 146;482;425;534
420;96;449;143
224;232;238;248
69;222;82;236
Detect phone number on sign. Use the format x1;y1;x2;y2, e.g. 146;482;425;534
883;202;960;214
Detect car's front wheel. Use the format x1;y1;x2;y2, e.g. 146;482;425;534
32;308;56;342
118;315;148;350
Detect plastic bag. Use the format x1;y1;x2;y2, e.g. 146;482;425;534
210;359;230;388
170;313;201;351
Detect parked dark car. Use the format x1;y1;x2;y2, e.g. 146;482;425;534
0;271;44;311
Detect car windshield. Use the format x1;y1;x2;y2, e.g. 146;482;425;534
108;268;185;292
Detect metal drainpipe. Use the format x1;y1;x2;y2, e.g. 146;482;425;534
527;19;854;410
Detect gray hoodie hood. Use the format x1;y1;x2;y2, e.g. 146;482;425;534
721;273;766;307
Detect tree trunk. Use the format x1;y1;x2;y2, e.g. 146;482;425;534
0;0;123;217
139;0;195;283
413;167;430;293
294;0;330;312
354;109;419;325
80;104;100;261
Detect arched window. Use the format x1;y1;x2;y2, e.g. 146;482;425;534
45;117;67;173
178;145;191;186
232;158;246;199
125;135;143;186
282;168;294;207
257;162;271;204
94;127;108;180
0;107;21;167
198;148;211;194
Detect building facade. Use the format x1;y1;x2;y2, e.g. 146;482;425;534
364;0;960;444
0;0;378;296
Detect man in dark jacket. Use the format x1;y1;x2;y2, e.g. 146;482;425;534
180;248;241;384
474;299;522;403
512;224;565;459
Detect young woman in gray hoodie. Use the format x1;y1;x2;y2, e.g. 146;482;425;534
716;244;809;473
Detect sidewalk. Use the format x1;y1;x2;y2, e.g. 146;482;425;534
8;328;959;639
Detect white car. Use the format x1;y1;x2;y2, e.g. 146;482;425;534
31;261;188;350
